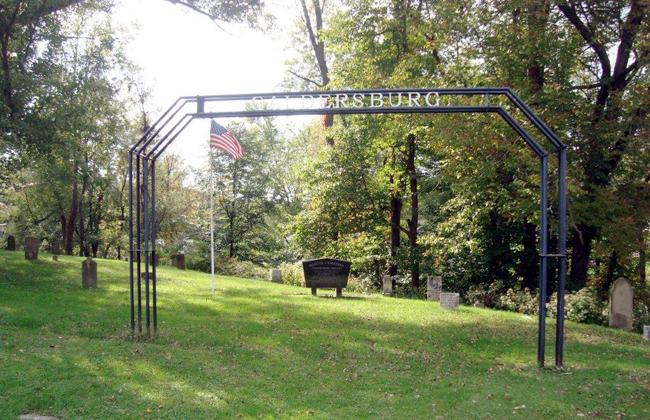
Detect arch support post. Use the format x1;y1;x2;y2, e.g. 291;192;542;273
538;155;549;367
555;148;567;366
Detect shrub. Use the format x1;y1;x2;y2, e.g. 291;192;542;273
548;286;605;325
463;281;506;308
497;287;539;315
279;262;304;287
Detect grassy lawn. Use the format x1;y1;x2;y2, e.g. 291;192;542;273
0;250;648;419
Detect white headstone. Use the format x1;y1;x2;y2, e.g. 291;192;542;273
271;269;283;283
427;276;442;301
643;325;649;341
382;275;394;297
609;277;633;331
440;292;459;310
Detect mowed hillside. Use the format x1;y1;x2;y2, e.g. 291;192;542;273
0;250;648;419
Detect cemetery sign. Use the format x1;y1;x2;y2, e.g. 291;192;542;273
302;258;351;297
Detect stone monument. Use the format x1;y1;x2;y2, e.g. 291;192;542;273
24;237;39;260
51;240;60;256
427;276;442;301
302;258;351;297
382;275;394;297
644;325;649;341
52;255;58;261
440;292;460;310
82;257;97;288
6;235;16;251
609;277;633;331
171;254;186;270
271;269;283;284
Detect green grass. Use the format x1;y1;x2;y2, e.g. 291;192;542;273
0;250;648;419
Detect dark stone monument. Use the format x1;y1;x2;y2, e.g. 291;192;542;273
171;254;185;270
609;277;633;331
302;258;351;297
270;269;283;284
52;255;58;261
24;237;39;260
6;235;16;251
382;275;394;297
82;257;97;288
440;292;460;310
427;276;442;301
153;253;160;267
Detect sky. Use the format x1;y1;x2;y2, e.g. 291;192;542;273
113;0;310;168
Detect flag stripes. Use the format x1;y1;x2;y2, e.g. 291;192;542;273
209;120;243;159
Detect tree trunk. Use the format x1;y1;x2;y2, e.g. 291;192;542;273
388;191;402;279
64;172;79;255
569;223;597;290
639;231;646;285
521;219;538;290
406;134;419;288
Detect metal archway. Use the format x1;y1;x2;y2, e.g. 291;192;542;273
128;88;568;367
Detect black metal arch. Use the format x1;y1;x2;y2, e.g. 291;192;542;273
128;87;568;368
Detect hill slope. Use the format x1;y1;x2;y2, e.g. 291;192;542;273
0;250;648;419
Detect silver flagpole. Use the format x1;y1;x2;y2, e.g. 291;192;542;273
210;148;215;292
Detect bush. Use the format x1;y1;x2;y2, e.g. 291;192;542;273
463;281;505;308
279;262;304;287
632;299;650;333
497;287;539;315
548;286;605;325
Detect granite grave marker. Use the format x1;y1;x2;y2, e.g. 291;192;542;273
609;277;633;331
427;276;442;301
440;292;460;310
24;237;39;260
6;235;16;251
82;257;97;288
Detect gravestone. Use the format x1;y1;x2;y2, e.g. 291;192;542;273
440;292;460;310
609;277;633;331
302;258;351;297
82;257;97;288
171;254;186;270
427;276;442;301
382;275;394;297
6;235;16;251
644;325;650;341
52;255;58;261
51;240;60;255
153;253;159;267
24;237;39;260
270;269;283;284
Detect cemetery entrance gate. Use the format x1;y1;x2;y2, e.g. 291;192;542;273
128;88;568;367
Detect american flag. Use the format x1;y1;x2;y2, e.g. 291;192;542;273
209;120;243;159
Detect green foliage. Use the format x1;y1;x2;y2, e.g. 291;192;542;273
548;287;606;326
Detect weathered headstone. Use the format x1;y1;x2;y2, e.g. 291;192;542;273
6;235;16;251
609;277;633;331
302;258;351;297
82;257;97;288
644;325;650;341
427;276;442;301
52;255;58;261
24;237;39;260
51;240;60;255
271;269;283;284
382;275;394;297
152;253;160;267
440;292;460;310
171;253;185;270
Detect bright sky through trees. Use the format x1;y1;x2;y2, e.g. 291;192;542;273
114;0;305;167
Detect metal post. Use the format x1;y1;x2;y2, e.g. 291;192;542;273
128;153;134;332
152;162;157;333
555;148;567;366
136;155;142;333
143;157;150;336
210;150;215;292
538;155;549;367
